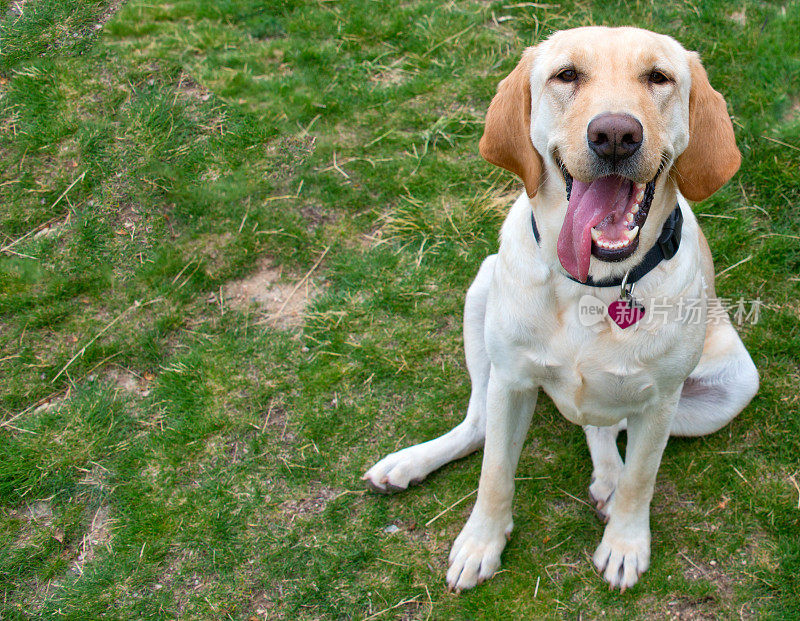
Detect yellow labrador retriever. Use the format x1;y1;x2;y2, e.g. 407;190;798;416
363;26;758;592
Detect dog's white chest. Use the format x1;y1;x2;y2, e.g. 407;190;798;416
531;322;663;426
489;285;701;428
543;347;658;426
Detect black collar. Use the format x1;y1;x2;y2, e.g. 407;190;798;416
531;205;683;288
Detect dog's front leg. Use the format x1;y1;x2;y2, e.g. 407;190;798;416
446;369;537;592
592;391;680;591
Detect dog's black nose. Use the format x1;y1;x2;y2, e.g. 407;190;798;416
587;113;643;164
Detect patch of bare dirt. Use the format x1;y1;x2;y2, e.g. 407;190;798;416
672;540;770;619
137;550;221;617
33;212;71;240
249;579;303;620
182;232;231;280
299;203;337;229
32;394;67;415
661;596;718;620
5;500;64;611
256;400;298;463
111;202;152;244
358;225;384;249
71;504;113;575
176;73;212;102
11;500;114;582
653;583;762;620
149;550;200;609
681;526;776;578
729;8;747;25
783;96;800;122
251;589;278;619
9;501;56;549
265;135;316;181
681;553;729;584
223;259;319;329
279;485;339;520
105;366;152;397
93;0;128;31
369;58;409;86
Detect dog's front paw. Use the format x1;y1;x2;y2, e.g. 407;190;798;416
446;514;512;592
588;472;618;521
592;521;651;591
362;447;429;494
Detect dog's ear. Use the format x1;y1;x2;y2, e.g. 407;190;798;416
479;47;543;198
673;52;741;202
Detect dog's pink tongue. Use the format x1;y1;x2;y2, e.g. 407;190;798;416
557;176;628;282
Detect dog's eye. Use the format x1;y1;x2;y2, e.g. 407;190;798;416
648;70;670;84
555;68;578;83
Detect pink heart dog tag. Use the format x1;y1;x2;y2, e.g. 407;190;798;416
608;298;645;329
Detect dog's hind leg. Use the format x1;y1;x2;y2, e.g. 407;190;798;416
670;309;758;437
670;231;759;436
362;255;496;493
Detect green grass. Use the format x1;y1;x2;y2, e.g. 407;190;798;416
0;0;799;618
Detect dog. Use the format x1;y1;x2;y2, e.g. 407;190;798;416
363;26;758;592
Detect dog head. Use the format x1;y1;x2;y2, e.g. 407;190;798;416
479;27;740;282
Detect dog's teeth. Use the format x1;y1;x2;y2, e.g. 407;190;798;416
626;212;634;223
635;190;644;202
635;182;645;191
591;228;601;242
624;226;639;241
631;204;639;214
